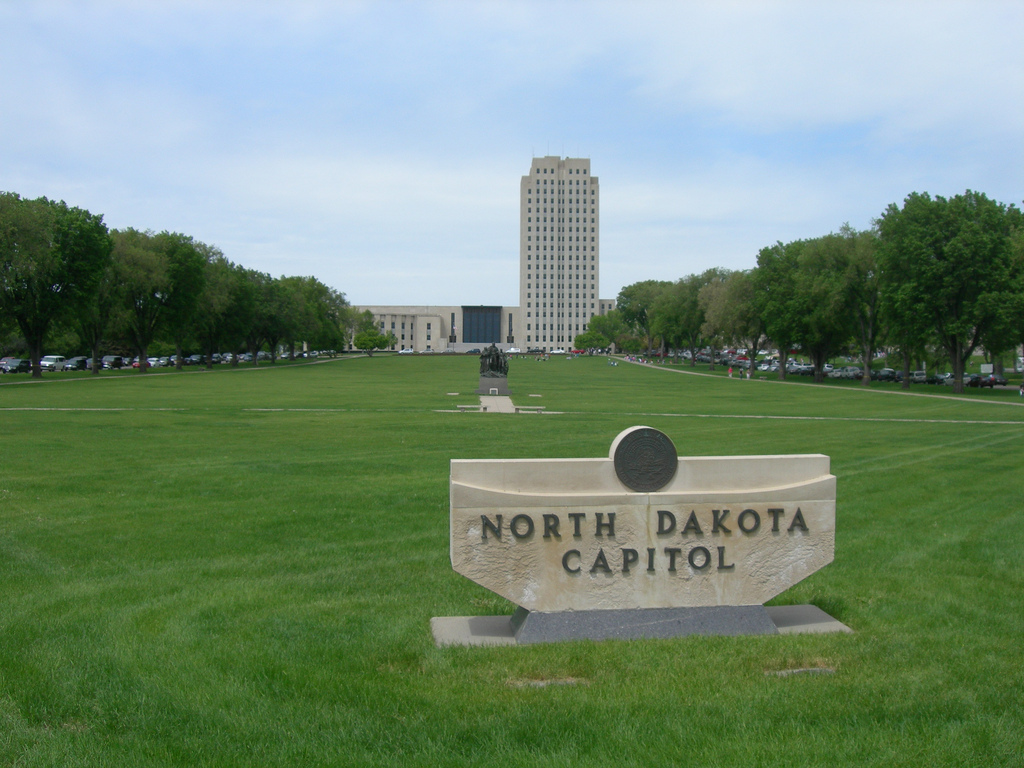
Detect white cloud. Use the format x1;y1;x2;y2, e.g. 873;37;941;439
1;1;1020;307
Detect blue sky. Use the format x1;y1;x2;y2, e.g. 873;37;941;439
2;1;1021;307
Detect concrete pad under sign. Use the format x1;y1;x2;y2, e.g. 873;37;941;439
430;604;851;647
766;604;853;635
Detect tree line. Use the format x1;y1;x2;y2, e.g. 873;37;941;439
0;192;357;377
575;190;1023;394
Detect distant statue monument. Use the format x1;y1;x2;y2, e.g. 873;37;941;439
476;344;510;395
479;344;509;377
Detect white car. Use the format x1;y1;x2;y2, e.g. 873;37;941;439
551;348;566;355
398;348;414;354
508;347;521;354
39;355;66;371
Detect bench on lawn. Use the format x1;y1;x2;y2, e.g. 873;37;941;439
514;405;546;414
457;404;487;412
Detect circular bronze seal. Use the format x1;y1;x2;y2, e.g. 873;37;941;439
612;427;678;492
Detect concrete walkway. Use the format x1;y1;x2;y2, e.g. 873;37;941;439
479;395;515;413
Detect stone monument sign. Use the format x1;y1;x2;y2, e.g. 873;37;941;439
438;426;842;644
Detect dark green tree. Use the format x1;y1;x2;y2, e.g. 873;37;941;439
157;232;206;371
877;191;1023;393
587;310;628;353
753;241;803;380
111;228;168;371
695;269;734;371
354;328;395;356
0;193;112;377
652;271;718;366
840;225;885;385
75;258;119;375
280;276;350;358
700;269;767;375
193;247;236;368
790;233;858;382
616;280;671;352
573;330;606;352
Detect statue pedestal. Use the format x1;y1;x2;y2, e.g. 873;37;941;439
476;375;509;395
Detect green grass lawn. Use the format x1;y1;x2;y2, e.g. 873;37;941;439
2;355;1022;766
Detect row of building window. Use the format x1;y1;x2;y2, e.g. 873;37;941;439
527;245;597;251
528;257;593;264
535;167;588;174
526;228;597;233
526;207;597;214
526;294;597;301
524;198;598;207
526;219;597;224
526;236;599;242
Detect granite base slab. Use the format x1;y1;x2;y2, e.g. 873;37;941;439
475;375;510;395
430;604;852;647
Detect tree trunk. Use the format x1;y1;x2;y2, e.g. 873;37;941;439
811;349;827;383
778;349;789;381
30;337;43;379
175;341;184;370
861;342;873;386
901;348;911;390
951;340;966;395
91;339;101;375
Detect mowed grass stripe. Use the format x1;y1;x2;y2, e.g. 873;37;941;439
0;355;1022;767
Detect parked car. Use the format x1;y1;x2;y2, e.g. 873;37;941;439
910;370;927;384
972;373;1006;387
926;372;950;385
40;355;66;371
3;358;31;373
186;354;204;366
64;356;88;371
101;355;122;369
965;374;994;388
398;348;414;354
872;368;896;382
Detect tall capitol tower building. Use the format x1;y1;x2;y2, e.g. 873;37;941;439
519;156;601;349
351;156;613;354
